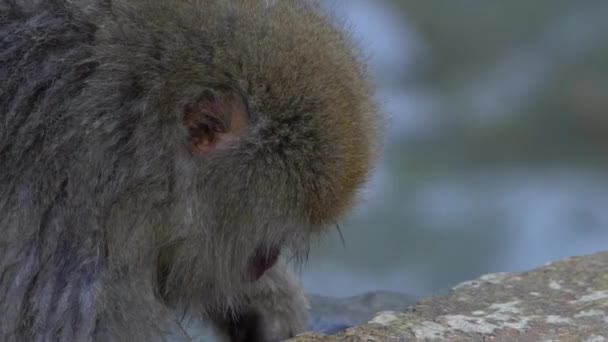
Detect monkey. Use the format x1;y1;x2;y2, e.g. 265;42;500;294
0;0;381;341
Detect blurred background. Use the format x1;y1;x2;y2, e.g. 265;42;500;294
301;0;608;299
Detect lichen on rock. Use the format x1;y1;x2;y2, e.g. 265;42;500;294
291;251;608;341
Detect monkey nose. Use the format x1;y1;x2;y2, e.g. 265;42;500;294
248;246;280;281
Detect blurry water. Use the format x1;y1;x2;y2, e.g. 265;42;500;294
303;167;608;297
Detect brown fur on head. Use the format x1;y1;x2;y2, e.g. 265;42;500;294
144;0;381;303
0;0;381;339
165;0;379;222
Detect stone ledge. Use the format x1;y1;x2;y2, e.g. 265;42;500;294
291;251;608;341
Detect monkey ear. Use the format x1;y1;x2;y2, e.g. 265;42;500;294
183;91;248;153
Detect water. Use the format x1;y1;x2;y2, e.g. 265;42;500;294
302;167;608;298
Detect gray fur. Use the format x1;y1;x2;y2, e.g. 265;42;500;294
0;0;380;340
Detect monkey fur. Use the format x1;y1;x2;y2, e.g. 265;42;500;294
0;0;381;341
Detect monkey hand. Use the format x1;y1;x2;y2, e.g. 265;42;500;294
228;261;309;342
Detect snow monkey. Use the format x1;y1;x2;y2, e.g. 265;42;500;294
0;0;381;340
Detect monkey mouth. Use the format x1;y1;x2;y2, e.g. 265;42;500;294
247;246;280;281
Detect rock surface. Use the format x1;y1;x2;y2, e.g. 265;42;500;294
291;251;608;341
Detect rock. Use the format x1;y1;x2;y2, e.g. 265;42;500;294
291;251;608;341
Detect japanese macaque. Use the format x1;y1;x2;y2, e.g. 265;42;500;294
0;0;381;340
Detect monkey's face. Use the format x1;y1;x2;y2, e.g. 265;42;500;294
173;80;376;286
137;0;379;290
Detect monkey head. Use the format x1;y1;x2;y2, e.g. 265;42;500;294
85;0;381;305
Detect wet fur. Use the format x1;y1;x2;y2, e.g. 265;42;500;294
0;0;380;340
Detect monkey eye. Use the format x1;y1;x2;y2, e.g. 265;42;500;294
183;91;248;154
